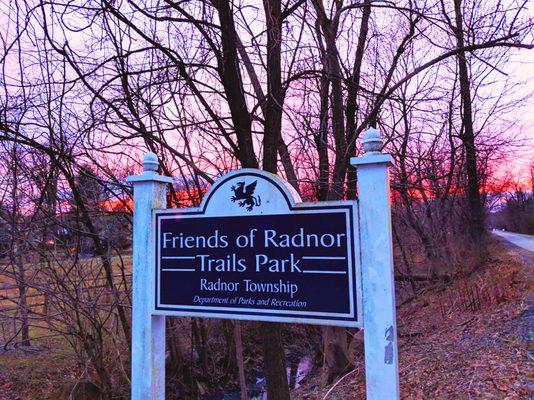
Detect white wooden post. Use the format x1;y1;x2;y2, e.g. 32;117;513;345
128;153;173;400
350;128;400;399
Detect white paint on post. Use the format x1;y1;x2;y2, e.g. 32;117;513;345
351;128;400;400
127;144;398;398
128;153;173;400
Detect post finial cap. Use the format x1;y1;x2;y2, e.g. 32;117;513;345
362;127;383;154
142;152;159;172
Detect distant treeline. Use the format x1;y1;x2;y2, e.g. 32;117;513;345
490;190;534;235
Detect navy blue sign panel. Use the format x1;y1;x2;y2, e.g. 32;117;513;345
153;170;362;327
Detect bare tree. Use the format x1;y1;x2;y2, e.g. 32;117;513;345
0;0;532;397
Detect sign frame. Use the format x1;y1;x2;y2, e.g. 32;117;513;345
128;128;400;400
151;170;362;327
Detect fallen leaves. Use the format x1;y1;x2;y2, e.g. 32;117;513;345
294;240;533;399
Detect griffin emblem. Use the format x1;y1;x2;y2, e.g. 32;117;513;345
230;180;261;211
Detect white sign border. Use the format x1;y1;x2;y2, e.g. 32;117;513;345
151;170;363;328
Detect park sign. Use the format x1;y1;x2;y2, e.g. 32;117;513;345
153;170;362;326
128;128;400;400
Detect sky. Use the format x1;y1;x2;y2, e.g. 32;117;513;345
495;46;534;189
0;0;532;190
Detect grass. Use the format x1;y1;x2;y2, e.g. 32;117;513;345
0;253;133;399
0;337;76;399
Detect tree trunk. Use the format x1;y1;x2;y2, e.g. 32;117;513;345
16;261;30;347
346;0;371;200
453;0;485;241
213;0;258;168
235;35;300;194
323;23;347;201
260;322;290;399
258;2;291;399
315;71;330;201
9;146;30;347
312;1;352;380
234;321;249;400
262;0;283;172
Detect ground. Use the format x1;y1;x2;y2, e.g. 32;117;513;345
292;238;533;399
0;338;76;400
0;239;532;399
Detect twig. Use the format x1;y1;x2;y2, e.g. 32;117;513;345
399;357;427;373
322;368;358;399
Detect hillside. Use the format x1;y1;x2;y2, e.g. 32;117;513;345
0;239;531;399
292;239;533;399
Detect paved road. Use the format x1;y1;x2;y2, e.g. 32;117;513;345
492;230;534;252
